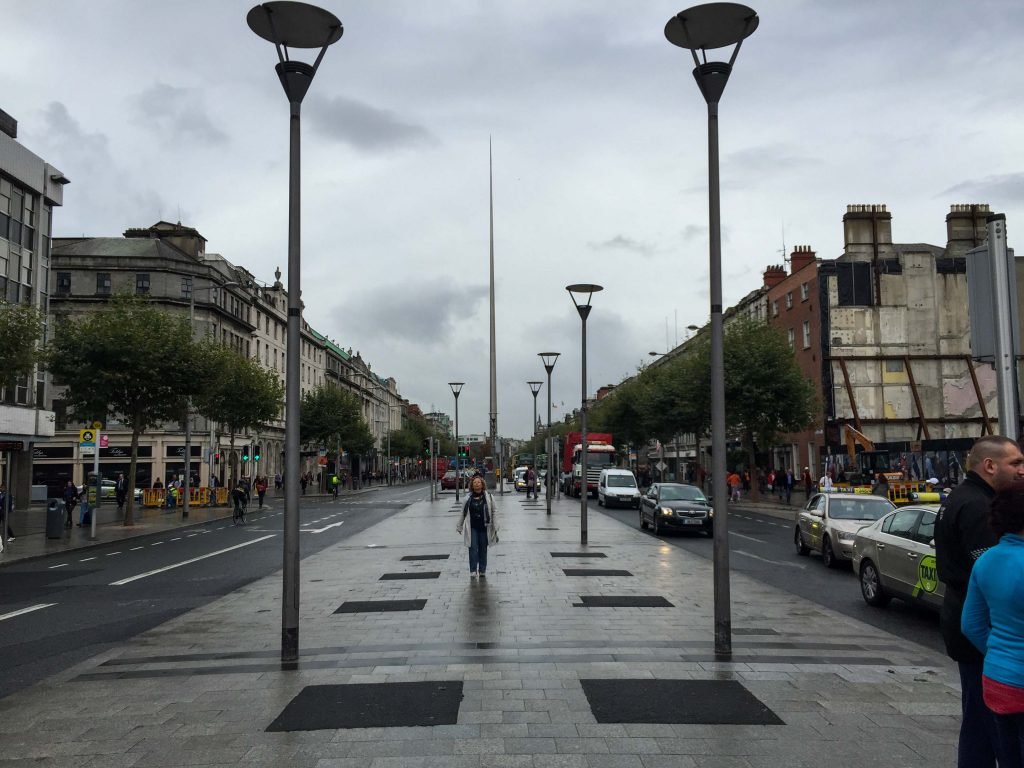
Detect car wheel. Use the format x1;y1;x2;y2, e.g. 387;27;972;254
822;535;838;568
639;509;648;529
597;495;603;507
652;515;660;536
860;560;891;607
794;527;810;556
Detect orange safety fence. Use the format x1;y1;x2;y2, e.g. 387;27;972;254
142;487;229;507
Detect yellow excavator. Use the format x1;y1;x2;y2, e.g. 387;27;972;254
843;425;904;486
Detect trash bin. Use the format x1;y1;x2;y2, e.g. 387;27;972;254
46;499;64;539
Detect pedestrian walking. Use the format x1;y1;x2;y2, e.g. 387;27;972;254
727;470;741;502
802;467;814;498
784;469;795;505
115;472;128;515
456;475;500;577
62;480;78;529
255;476;268;508
274;472;282;490
525;466;536;499
300;473;308;495
962;485;1024;768
936;435;1024;768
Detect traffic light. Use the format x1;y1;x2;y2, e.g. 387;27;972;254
423;438;431;455
242;445;250;462
254;444;261;462
214;452;220;465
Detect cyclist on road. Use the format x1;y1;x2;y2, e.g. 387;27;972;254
232;481;249;525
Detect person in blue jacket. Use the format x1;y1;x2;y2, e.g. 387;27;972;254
962;485;1024;768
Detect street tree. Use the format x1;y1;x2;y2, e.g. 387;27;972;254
0;301;44;392
193;343;284;486
299;385;373;483
47;296;199;525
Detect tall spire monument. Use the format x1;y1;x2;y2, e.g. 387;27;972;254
488;138;499;489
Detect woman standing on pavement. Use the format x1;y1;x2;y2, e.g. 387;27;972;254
255;476;268;508
962;485;1024;767
456;476;499;577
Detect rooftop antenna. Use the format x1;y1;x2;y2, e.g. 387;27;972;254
779;220;788;267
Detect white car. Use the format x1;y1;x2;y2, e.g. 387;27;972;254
852;505;943;610
597;468;641;509
794;492;896;568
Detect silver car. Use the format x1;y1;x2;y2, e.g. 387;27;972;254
794;493;896;568
851;505;943;610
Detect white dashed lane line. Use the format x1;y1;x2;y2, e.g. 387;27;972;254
110;535;276;586
48;563;68;569
106;552;121;557
130;546;143;551
0;603;57;622
79;557;97;562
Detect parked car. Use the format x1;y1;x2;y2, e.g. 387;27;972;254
440;470;467;490
597;468;641;509
78;477;143;502
639;482;713;536
852;505;942;610
794;493;896;568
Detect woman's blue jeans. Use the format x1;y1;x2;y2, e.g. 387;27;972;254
469;526;488;573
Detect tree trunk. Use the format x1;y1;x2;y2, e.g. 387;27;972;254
125;425;141;526
746;428;759;503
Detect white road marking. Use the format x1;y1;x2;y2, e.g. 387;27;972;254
170;537;181;541
106;552;121;557
186;534;198;538
79;557;97;562
48;563;68;569
0;603;57;622
301;521;344;534
130;546;143;551
734;549;806;569
151;542;163;546
110;535;277;586
729;531;766;544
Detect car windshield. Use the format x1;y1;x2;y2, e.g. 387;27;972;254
659;485;705;502
829;498;894;520
608;475;636;487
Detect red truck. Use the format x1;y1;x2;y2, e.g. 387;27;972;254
561;431;616;497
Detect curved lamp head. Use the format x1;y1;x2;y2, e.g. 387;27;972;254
538;352;560;373
448;381;464;398
528;381;544;396
665;3;758;105
566;284;603;321
247;2;343;104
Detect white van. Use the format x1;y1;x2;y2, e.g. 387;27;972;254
597;468;641;509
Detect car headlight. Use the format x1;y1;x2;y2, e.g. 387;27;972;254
708;508;714;518
837;531;857;542
659;507;674;516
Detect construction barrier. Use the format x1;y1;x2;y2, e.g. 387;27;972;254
142;487;228;508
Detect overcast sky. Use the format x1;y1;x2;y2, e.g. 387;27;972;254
3;0;1023;438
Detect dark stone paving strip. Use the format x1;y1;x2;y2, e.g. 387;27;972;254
551;552;607;558
335;600;428;613
582;679;784;725
563;569;633;577
267;681;463;731
536;527;560;530
734;627;780;635
400;554;450;561
77;653;914;683
99;637;909;666
379;572;441;580
576;596;674;607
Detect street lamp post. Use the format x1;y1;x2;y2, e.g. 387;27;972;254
247;0;343;665
527;381;543;438
665;2;758;659
187;281;239;519
566;284;602;545
449;382;464;501
538;353;559;515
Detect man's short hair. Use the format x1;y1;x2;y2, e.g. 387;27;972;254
968;435;1021;469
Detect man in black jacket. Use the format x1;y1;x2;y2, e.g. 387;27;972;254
936;435;1024;768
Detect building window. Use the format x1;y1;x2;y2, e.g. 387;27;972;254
837;261;873;306
785;291;793;309
772;300;779;317
802;320;811;349
56;271;71;295
787;328;795;349
181;276;192;299
135;273;150;294
96;273;112;295
885;359;905;373
800;282;809;301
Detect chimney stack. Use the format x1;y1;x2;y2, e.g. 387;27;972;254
789;245;816;274
763;264;787;288
945;203;990;257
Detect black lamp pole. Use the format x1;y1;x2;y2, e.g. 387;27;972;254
538;353;560;515
566;285;602;545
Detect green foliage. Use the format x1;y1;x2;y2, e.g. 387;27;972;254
0;301;44;392
192;343;284;437
46;295;201;524
298;384;368;452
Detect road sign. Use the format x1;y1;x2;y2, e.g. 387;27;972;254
79;429;96;445
80;445;96;455
92;421;103;430
655;460;667;472
99;435;109;448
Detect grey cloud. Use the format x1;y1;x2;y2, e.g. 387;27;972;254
131;82;228;147
941;173;1024;205
588;235;654;257
332;279;484;347
725;144;820;175
681;224;704;242
310;96;437;151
